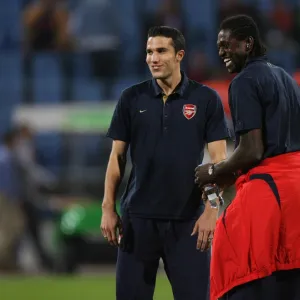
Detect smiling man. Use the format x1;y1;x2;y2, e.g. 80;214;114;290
100;26;228;299
195;15;300;300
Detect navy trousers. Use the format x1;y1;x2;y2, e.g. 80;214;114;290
116;217;210;300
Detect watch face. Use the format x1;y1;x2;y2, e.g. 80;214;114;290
208;193;218;201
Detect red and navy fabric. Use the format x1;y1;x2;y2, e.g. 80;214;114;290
210;152;300;300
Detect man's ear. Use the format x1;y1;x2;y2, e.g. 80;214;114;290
176;50;185;62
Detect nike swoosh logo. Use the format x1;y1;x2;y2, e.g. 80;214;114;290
139;110;147;113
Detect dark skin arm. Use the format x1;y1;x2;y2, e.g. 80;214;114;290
195;129;264;188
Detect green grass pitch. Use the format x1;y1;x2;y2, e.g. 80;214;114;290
0;274;174;300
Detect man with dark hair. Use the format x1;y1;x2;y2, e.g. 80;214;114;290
195;15;300;300
101;26;229;299
147;26;186;54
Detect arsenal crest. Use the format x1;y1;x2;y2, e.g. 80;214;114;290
183;104;197;120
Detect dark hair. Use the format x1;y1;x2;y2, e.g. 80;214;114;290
147;26;185;53
220;15;266;57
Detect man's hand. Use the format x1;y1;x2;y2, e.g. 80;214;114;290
100;205;122;247
195;163;215;188
195;162;237;189
191;204;218;251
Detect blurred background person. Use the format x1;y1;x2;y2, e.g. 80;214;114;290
0;131;24;272
22;0;73;103
265;0;299;74
15;124;56;190
14;124;56;272
270;0;293;34
69;0;121;100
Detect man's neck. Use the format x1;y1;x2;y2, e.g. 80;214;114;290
156;71;182;96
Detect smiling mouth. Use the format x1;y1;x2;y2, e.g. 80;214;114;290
151;65;162;70
223;58;233;68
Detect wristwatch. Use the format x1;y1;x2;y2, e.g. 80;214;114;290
203;184;223;209
207;194;219;209
203;185;218;208
208;164;215;176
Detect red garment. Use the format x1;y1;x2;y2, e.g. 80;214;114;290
210;152;300;300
